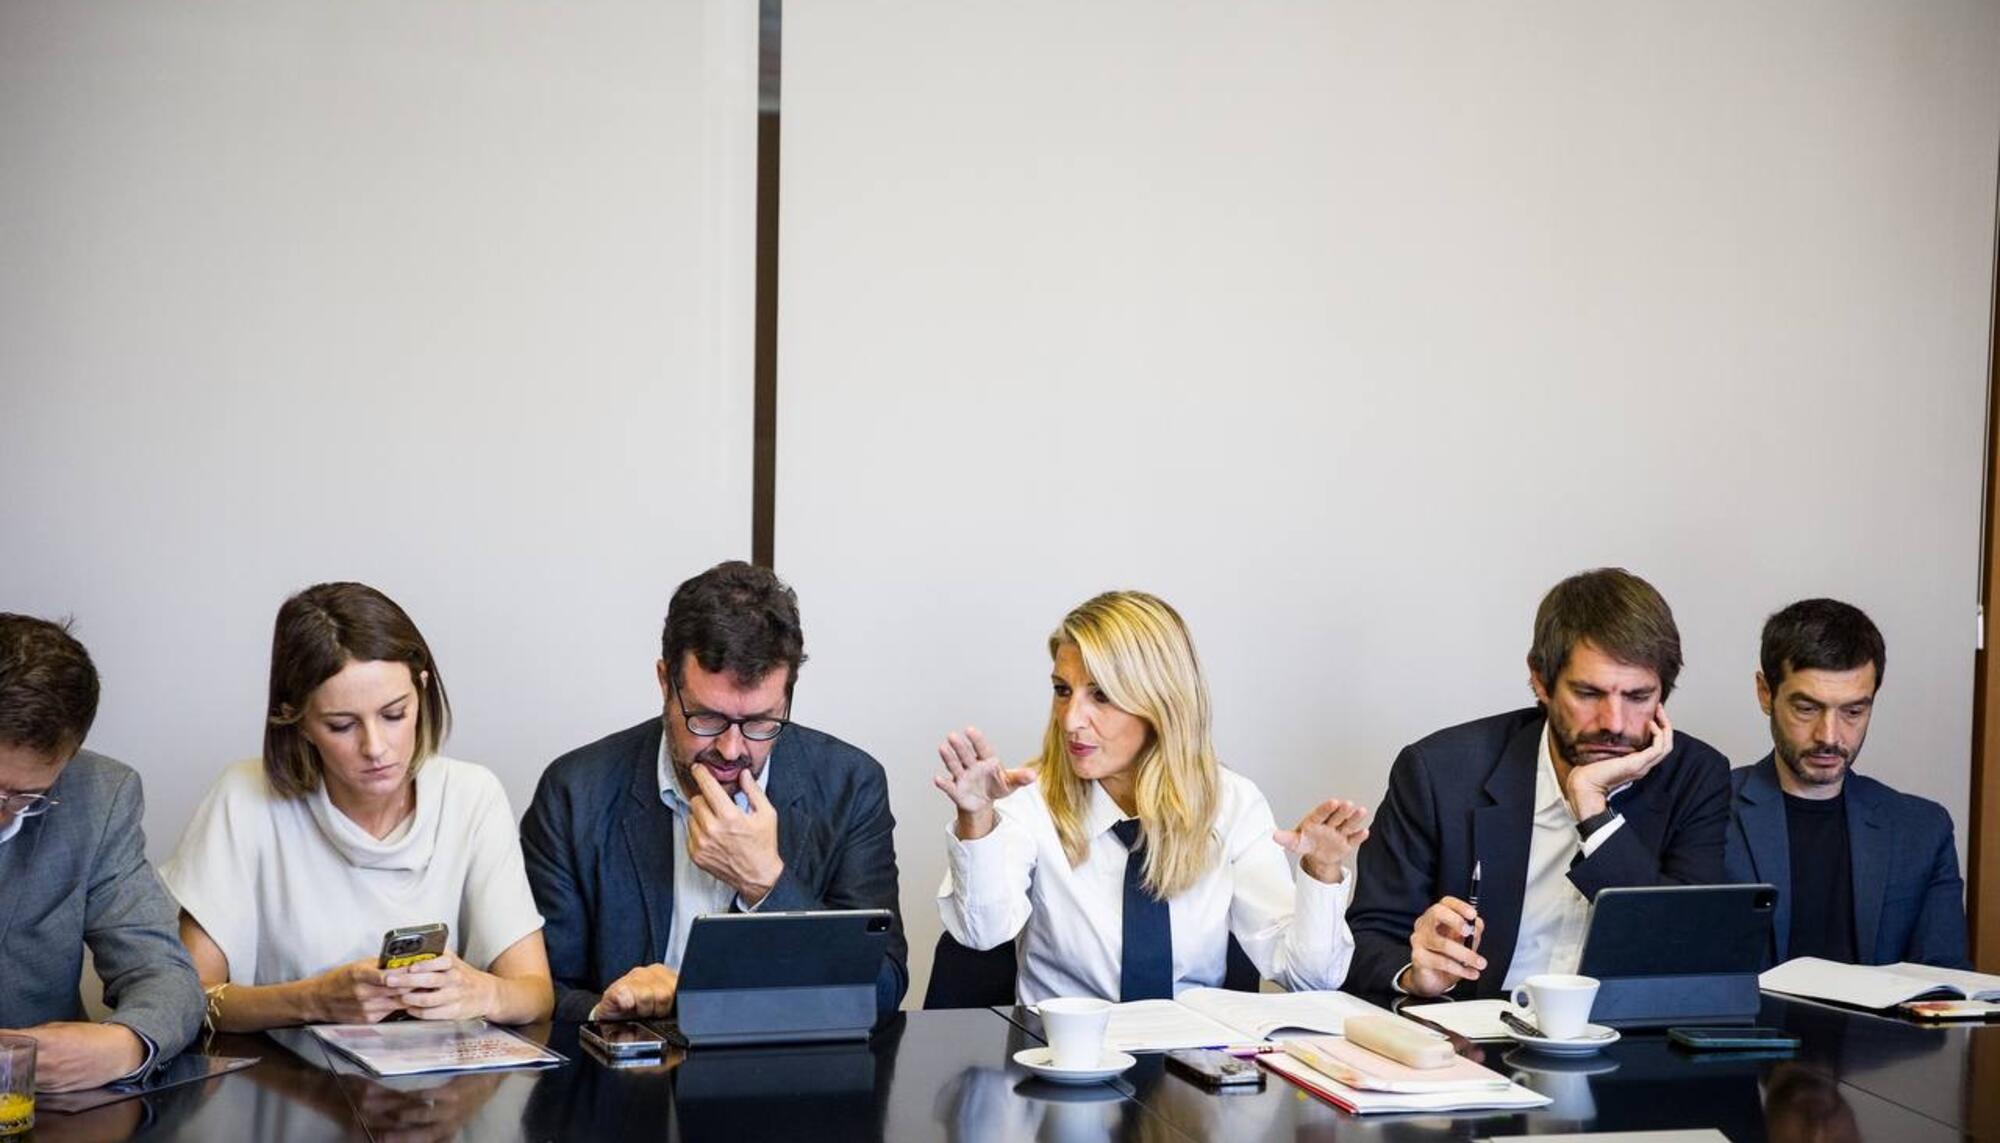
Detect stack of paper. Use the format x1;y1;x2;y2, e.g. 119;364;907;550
1261;1047;1549;1115
1282;1035;1511;1094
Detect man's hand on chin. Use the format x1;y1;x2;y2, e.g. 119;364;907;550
686;764;785;903
1564;708;1674;820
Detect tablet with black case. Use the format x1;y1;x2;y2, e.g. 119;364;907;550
1575;883;1777;1028
670;909;894;1048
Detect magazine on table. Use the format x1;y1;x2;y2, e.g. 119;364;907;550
310;1019;564;1077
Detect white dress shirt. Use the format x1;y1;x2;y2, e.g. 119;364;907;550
1503;724;1626;988
938;768;1353;1005
655;740;770;969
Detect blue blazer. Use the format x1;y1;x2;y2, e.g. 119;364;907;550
1348;707;1732;1002
1723;755;1969;970
521;719;909;1022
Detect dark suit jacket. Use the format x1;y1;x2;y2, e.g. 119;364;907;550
1723;755;1969;969
521;719;908;1022
0;750;203;1063
1347;707;1732;1002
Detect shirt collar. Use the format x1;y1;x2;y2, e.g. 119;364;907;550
657;734;770;816
1534;722;1575;822
1084;779;1131;839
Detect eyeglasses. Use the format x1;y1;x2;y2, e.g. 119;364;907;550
667;674;790;742
0;791;59;818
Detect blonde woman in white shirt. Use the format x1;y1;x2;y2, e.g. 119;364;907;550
935;590;1371;1005
163;582;552;1030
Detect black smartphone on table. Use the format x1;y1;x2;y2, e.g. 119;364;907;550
1165;1049;1265;1090
581;1021;675;1058
1667;1026;1802;1051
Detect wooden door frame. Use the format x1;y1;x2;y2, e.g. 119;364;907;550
1973;218;2000;971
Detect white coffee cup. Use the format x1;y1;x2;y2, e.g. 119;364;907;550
1040;997;1113;1069
1509;973;1600;1040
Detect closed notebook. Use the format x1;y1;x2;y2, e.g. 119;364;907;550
1282;1036;1511;1094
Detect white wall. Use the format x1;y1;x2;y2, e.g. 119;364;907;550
0;0;759;853
778;1;2000;999
3;1;1996;1011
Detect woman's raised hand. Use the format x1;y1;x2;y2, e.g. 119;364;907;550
934;726;1034;840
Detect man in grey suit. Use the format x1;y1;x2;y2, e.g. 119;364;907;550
1724;599;1970;969
0;614;203;1090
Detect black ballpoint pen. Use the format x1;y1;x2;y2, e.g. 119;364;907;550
1466;860;1482;949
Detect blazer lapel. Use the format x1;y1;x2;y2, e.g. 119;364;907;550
620;724;677;964
1470;718;1541;992
1847;780;1889;963
761;732;816;880
1738;756;1793;961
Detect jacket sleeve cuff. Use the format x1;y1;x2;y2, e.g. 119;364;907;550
107;1023;159;1083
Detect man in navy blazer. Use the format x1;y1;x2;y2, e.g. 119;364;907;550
1348;569;1732;1003
1724;599;1969;969
521;562;907;1023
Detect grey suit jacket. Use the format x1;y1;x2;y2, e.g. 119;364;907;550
1723;754;1970;969
0;750;203;1061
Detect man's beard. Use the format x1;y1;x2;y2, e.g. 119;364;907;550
666;731;754;795
1773;719;1856;788
1550;719;1647;767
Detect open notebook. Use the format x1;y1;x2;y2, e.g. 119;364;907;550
1084;989;1393;1053
1760;958;2000;1017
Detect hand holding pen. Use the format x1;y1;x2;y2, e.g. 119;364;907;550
1401;880;1487;998
1466;861;1482;949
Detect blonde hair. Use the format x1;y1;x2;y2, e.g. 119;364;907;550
1038;591;1220;899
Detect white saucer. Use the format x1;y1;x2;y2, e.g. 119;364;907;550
1012;1047;1137;1084
1505;1023;1619;1056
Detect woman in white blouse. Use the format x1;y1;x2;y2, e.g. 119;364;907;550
935;590;1371;1005
163;582;552;1029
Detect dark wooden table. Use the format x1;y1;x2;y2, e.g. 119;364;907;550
24;996;1999;1140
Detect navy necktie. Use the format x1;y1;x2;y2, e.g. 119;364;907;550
1111;818;1173;1002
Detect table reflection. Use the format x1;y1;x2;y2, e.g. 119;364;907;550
1763;1062;1860;1143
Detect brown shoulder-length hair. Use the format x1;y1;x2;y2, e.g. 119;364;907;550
263;582;451;798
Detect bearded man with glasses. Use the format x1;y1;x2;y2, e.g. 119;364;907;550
522;562;907;1024
0;613;202;1090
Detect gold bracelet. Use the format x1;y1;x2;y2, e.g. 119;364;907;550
202;982;230;1038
